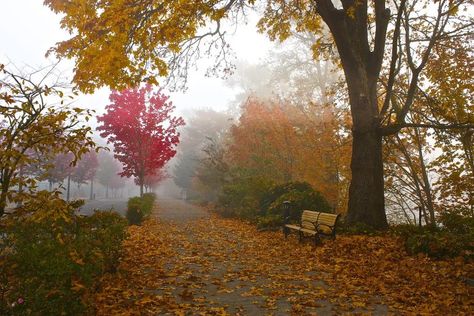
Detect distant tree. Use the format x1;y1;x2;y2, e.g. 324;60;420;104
229;98;351;211
71;151;99;199
137;170;168;193
109;176;126;198
96;151;122;199
97;85;184;196
173;109;231;199
44;153;75;191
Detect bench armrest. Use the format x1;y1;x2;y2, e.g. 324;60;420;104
301;220;317;230
316;223;335;234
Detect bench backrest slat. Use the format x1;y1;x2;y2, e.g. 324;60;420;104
301;210;338;227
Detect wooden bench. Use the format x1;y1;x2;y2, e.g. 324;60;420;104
283;210;340;244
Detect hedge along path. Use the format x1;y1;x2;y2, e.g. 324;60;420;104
94;199;474;315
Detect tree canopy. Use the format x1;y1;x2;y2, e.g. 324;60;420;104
44;0;474;228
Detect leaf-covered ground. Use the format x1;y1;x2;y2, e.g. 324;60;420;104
94;199;473;315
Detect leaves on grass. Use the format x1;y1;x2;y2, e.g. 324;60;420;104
94;213;473;315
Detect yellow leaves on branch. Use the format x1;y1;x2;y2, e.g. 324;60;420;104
44;0;231;92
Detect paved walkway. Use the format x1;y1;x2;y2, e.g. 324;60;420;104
95;199;473;315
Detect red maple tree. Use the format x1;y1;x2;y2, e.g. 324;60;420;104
97;85;184;196
135;169;168;193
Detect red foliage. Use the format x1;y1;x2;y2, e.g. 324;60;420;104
135;169;168;191
97;85;184;195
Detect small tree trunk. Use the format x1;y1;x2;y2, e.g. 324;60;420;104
66;175;71;201
90;180;94;200
0;189;8;217
106;185;109;199
49;181;53;191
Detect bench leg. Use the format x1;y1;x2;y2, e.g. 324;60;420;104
314;234;321;246
298;231;303;243
283;227;289;239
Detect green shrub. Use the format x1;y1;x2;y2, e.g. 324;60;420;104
0;191;128;315
392;211;473;260
126;196;144;225
256;214;284;230
217;172;274;220
260;181;314;211
126;193;157;225
78;211;128;273
141;193;156;217
264;182;332;223
337;220;379;235
216;176;332;228
403;229;473;260
438;209;474;235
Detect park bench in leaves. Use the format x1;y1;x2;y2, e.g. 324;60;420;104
283;210;340;245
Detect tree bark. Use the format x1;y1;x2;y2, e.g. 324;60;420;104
316;1;390;229
66;175;71;201
346;125;387;228
90;180;94;200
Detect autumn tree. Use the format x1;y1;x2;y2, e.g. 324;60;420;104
173;109;232;199
45;0;474;228
228;98;350;211
96;151;123;199
139;170;168;193
0;64;94;216
44;152;75;191
423;39;474;214
97;85;184;196
71;150;99;199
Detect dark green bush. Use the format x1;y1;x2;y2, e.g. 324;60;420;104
126;193;156;225
438;209;474;235
337;220;379;235
127;196;144;225
78;211;128;273
392;211;473;260
260;181;314;211
217;173;274;220
141;193;156;217
265;182;332;223
216;176;332;228
0;191;128;315
403;229;473;260
256;214;284;230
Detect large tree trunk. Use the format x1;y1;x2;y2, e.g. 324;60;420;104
346;124;387;228
344;74;388;229
316;1;391;229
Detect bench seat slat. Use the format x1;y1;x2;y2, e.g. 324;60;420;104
285;224;302;231
300;228;317;235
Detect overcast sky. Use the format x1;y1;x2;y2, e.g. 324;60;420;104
0;1;273;119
